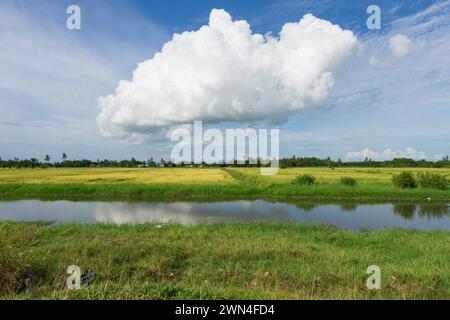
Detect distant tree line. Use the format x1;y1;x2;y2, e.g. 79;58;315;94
279;156;450;168
0;153;449;168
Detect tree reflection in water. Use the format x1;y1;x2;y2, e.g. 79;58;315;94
393;203;449;220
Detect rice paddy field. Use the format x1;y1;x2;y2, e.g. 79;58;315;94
0;167;449;200
0;168;233;184
0;167;449;185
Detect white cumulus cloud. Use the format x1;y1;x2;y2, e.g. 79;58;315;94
389;34;412;57
345;147;427;161
97;9;357;142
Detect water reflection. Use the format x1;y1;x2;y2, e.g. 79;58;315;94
418;203;450;218
393;203;450;220
0;199;449;230
393;204;417;220
293;202;318;212
340;204;358;212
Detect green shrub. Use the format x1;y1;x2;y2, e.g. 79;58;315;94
340;176;357;186
392;172;417;189
417;172;448;190
295;174;316;185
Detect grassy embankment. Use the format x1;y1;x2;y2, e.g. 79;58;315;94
0;167;449;201
1;222;449;299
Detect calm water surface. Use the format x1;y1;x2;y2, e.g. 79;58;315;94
0;199;449;230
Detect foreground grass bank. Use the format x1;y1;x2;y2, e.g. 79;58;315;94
1;222;449;299
0;167;449;201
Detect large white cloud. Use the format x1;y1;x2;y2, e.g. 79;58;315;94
97;9;357;142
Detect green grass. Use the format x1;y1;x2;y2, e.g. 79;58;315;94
0;167;449;201
0;182;449;201
1;222;448;300
0;174;449;202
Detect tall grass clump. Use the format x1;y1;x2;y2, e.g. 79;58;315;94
0;236;48;296
392;172;417;189
0;240;23;294
417;172;448;190
340;177;357;186
295;174;316;185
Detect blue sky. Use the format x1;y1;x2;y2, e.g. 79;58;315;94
0;0;449;161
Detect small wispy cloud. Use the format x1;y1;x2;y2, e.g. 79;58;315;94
389;34;412;57
344;147;427;161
